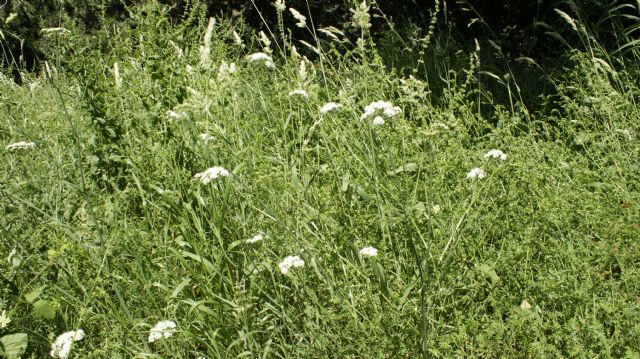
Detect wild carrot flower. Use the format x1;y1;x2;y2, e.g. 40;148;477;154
279;255;305;274
194;166;230;184
6;141;36;150
247;52;275;69
359;246;378;257
320;102;341;114
289;8;307;28
372;116;385;126
148;320;176;343
246;234;264;244
50;330;85;359
288;89;308;98
484;149;507;160
466;168;486;180
360;100;401;121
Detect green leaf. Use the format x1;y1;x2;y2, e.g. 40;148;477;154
171;277;191;299
341;174;350;192
24;285;46;303
387;162;418;176
355;186;373;203
32;299;56;320
1;333;28;359
476;264;501;287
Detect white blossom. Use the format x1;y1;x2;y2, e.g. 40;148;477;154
484;149;507;160
247;52;275;69
320;102;341;114
218;61;237;81
372;116;385;126
466;167;486;180
359;246;378;257
360;100;401;120
6;141;36;150
194;166;230;184
279;255;305;274
50;330;85;359
166;110;185;119
232;31;243;47
289;8;307;28
273;0;286;11
246;234;264;244
288;89;308;98
148;320;177;343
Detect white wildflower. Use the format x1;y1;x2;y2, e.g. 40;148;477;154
351;1;371;30
246;234;264;244
466;167;486;180
320;102;341;114
359;246;378;257
148;320;177;343
298;59;307;82
360;100;401;120
198;133;215;145
218;61;237;81
432;204;441;214
372;116;385;126
194;166;230;184
6;141;36;150
273;0;286;11
50;330;85;359
0;310;10;328
483;149;507;160
247;52;275;69
520;299;532;310
288;89;308;98
113;62;122;88
259;31;272;53
289;8;307;28
232;30;243;47
199;17;216;66
186;65;194;74
279;255;305;275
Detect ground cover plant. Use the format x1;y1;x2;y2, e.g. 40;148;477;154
1;1;639;358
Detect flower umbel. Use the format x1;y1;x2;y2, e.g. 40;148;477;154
279;255;305;274
288;89;308;98
484;149;507;160
360;100;401;122
359;246;378;257
247;52;275;69
319;102;341;114
50;330;85;359
194;166;230;184
6;141;36;150
246;234;264;244
148;320;177;343
466;168;486;180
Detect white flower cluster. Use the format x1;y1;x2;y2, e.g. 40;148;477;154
247;52;275;69
360;100;401;124
288;89;308;98
148;320;176;343
289;8;307;28
50;330;85;359
279;255;305;274
6;141;36;150
218;61;237;81
246;234;264;244
359;246;378;257
466;167;486;180
273;0;285;12
166;110;186;119
484;149;507;160
320;102;341;114
194;166;230;184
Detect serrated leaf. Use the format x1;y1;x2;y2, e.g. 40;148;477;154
24;285;46;303
388;162;418;176
1;333;28;359
33;299;56;320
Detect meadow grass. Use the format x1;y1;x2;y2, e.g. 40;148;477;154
1;2;639;358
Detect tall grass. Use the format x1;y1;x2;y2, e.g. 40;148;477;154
1;1;639;357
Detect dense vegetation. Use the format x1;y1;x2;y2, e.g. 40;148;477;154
1;1;639;357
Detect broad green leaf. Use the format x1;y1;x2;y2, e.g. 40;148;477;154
33;299;56;320
0;333;28;359
24;285;46;303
